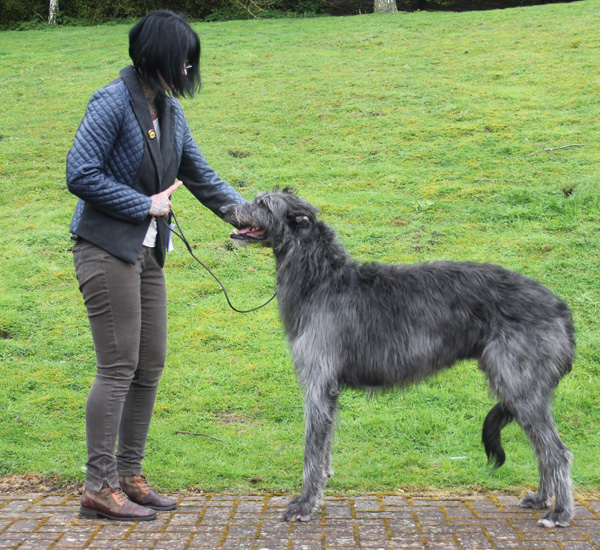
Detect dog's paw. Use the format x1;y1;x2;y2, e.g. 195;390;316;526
520;492;552;510
283;497;314;522
539;508;572;529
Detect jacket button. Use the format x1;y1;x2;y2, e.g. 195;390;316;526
148;129;156;139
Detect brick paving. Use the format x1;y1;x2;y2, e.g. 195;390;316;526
0;492;599;549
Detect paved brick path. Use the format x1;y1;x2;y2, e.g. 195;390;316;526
1;492;599;549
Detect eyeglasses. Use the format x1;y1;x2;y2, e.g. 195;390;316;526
183;63;192;72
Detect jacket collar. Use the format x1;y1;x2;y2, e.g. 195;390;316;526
120;65;149;107
120;65;158;138
120;65;176;190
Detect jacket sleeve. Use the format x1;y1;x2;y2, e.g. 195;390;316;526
66;85;152;222
177;118;247;216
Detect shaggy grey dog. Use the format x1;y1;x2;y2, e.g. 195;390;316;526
221;189;575;528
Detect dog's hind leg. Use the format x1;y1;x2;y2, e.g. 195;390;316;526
283;379;339;522
513;399;574;527
481;340;574;527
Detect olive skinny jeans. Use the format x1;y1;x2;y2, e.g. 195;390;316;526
73;238;167;492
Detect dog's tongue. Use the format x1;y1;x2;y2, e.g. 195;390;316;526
232;227;265;239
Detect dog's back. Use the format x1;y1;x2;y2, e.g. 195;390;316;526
285;239;574;392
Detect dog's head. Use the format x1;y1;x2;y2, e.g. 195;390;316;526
221;188;318;250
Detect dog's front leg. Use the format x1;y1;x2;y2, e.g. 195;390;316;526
284;383;339;522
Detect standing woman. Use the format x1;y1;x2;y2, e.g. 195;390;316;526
67;11;245;521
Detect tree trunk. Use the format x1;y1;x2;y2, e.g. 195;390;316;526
48;0;59;24
374;0;397;12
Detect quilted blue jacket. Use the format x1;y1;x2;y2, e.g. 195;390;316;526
67;65;246;266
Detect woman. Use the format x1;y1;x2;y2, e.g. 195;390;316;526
67;10;246;521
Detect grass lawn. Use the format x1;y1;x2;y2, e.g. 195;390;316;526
0;1;598;496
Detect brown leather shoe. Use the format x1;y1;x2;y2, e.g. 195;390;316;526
119;475;177;511
80;483;156;521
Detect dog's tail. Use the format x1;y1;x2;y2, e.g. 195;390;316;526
482;403;514;468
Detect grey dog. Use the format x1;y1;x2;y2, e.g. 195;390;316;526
222;189;575;528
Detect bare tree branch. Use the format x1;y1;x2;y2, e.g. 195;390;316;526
176;431;227;443
508;144;588;159
474;179;529;183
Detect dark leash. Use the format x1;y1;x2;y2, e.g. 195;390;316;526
161;212;277;314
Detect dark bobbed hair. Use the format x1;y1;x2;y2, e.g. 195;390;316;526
129;10;201;99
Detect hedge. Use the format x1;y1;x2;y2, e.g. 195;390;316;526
0;0;581;27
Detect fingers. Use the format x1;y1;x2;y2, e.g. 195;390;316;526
163;180;183;197
149;194;172;217
148;181;183;218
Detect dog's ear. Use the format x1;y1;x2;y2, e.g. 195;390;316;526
295;215;311;228
294;215;313;237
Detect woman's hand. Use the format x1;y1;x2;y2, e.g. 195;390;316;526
149;180;183;217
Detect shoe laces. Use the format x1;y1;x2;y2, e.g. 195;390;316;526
136;475;152;492
111;487;129;506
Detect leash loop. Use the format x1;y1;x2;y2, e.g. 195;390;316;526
161;211;277;314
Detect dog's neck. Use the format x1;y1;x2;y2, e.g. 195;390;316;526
274;222;353;298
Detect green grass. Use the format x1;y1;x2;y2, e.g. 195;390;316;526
0;2;599;496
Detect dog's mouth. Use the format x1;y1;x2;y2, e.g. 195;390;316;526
231;226;266;242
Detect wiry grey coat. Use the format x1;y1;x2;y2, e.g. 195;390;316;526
223;189;575;528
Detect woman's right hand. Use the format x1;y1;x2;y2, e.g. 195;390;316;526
149;180;183;217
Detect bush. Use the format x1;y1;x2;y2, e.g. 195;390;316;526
0;0;47;25
322;0;370;15
0;0;286;25
0;0;584;26
396;0;581;10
